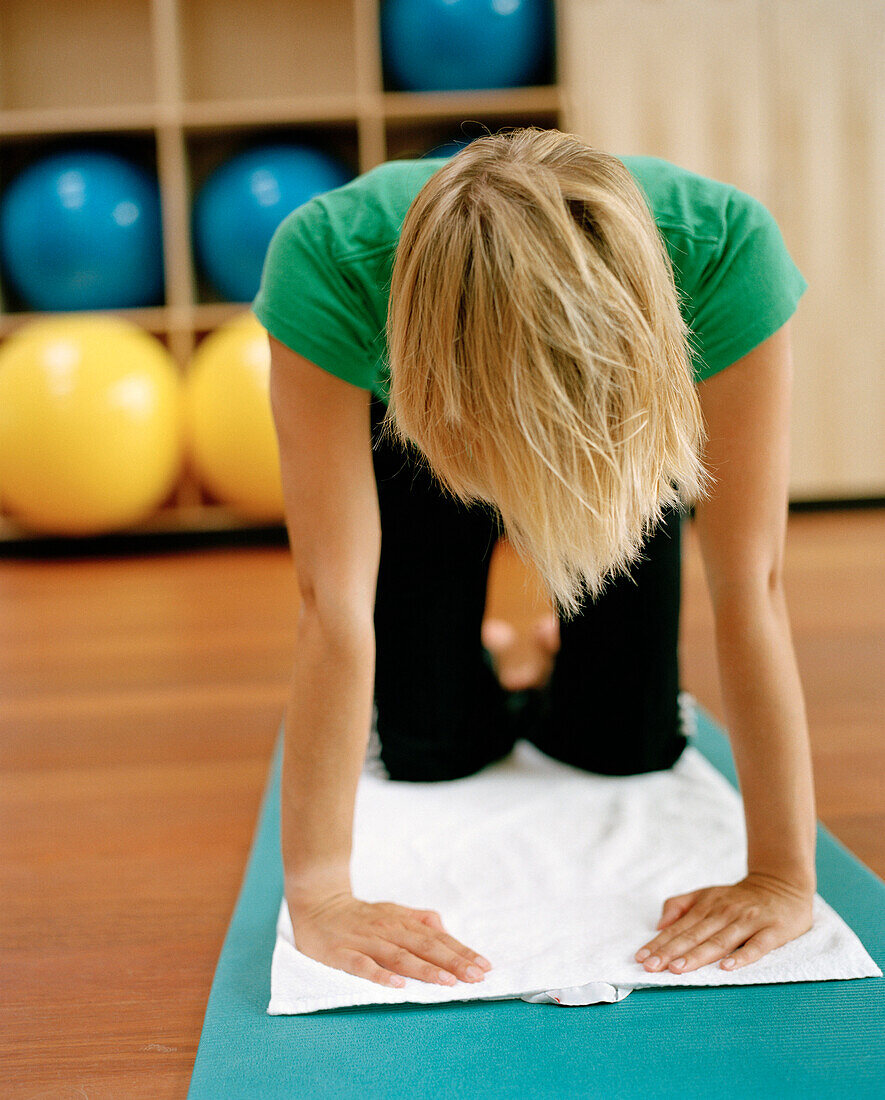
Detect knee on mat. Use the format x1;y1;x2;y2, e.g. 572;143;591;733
380;742;512;783
376;718;516;783
529;717;688;777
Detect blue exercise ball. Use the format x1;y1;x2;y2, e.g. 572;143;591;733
193;144;352;303
381;0;553;93
0;150;164;312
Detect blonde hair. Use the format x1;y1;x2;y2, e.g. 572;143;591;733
382;127;711;619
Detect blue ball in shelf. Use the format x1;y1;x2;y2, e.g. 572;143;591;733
0;150;164;312
192;144;352;304
381;0;554;93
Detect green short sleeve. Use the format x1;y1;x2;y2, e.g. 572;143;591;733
687;194;809;382
251;201;378;392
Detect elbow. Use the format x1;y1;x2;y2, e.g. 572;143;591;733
297;583;375;652
709;563;787;622
767;563;786;600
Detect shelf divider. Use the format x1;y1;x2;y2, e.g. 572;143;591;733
150;0;195;366
382;85;562;121
0;105;159;135
181;96;361;130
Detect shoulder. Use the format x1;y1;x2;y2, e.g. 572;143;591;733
274;157;448;263
619;154;784;288
617;155;807;382
619;154;762;238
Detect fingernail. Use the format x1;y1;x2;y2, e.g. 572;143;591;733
390;976;405;987
476;956;492;970
466;965;484;981
645;956;662;970
670;957;686;971
439;972;457;985
722;958;736;970
635;948;650;962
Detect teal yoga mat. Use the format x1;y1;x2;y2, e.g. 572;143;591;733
188;709;884;1099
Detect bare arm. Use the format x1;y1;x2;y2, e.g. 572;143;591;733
635;319;816;976
268;335;491;988
693;318;816;891
269;334;380;906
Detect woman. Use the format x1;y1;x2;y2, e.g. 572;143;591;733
253;128;816;991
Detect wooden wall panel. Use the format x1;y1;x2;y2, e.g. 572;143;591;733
558;0;885;499
558;0;769;192
765;0;885;498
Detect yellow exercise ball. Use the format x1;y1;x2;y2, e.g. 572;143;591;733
183;313;284;521
0;316;184;535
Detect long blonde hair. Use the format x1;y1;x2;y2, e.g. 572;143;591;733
383;127;711;619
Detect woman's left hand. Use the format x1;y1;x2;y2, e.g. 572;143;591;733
634;872;815;974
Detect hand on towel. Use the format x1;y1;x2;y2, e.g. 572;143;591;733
634;872;814;975
288;892;493;989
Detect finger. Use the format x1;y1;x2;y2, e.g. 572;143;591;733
368;907;491;973
656;891;700;930
410;912;492;971
636;907;734;968
333;947;407;989
637;903;711;962
367;938;471;986
719;927;781;972
665;919;765;973
395;925;488;983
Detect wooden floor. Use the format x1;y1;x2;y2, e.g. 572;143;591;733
1;508;883;1097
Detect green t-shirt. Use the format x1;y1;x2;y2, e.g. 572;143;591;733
252;155;808;402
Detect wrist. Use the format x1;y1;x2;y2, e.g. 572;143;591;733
284;862;352;909
747;840;817;896
745;867;816;896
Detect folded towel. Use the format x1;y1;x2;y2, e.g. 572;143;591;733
269;713;880;1015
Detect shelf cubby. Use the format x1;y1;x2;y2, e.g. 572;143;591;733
184;120;361;308
0;0;156;112
179;0;359;103
0;129;163;318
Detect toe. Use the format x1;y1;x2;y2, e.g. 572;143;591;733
532;614;560;654
481;618;517;651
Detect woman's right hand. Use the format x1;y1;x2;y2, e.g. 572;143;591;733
289;892;493;989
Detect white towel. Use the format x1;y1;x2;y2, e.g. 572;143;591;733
268;714;880;1015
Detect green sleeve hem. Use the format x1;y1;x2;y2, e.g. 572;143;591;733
693;272;809;383
251;300;376;393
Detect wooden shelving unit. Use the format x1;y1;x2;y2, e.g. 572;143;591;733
0;0;562;545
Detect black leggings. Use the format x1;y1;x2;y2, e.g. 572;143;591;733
371;396;688;782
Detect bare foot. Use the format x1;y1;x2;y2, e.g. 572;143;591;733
481;614;560;691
